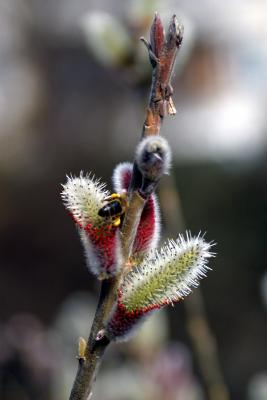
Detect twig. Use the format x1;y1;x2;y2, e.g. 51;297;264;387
130;13;183;192
141;13;183;137
68;13;183;400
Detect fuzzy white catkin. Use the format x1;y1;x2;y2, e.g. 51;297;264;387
106;233;214;342
61;173;122;277
61;172;109;228
121;233;214;311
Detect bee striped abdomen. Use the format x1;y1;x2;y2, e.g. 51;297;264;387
98;201;123;218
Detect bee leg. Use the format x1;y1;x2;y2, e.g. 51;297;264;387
103;193;121;202
112;217;121;227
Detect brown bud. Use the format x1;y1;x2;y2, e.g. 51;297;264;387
166;15;184;50
150;12;165;58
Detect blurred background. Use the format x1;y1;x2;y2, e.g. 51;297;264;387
0;0;267;399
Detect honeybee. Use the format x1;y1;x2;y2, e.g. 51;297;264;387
98;192;128;227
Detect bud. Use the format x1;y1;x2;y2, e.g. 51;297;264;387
61;173;121;278
135;136;171;196
106;234;214;341
166;14;184;50
150;12;165;58
112;162;160;258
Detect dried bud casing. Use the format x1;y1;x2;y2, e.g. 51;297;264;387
166;15;184;50
61;173;121;278
106;234;214;341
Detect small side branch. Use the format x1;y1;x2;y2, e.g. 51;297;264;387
69;281;110;400
68;13;183;400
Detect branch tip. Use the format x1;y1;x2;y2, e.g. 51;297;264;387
150;12;165;58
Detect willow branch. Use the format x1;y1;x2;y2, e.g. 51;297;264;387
130;13;183;192
68;13;183;400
